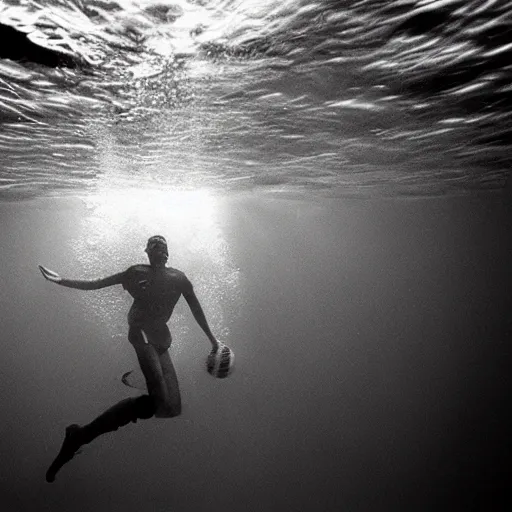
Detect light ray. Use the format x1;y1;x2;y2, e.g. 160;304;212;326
68;188;240;350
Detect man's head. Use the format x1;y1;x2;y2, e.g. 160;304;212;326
145;235;168;266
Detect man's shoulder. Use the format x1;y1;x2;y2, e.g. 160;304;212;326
123;264;151;277
121;264;150;287
166;267;192;288
165;266;187;280
123;265;190;283
126;264;151;272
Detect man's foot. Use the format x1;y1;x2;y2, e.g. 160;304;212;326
46;424;83;483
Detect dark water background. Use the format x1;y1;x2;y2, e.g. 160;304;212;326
1;195;510;511
0;1;511;511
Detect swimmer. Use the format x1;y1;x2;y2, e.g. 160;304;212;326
39;235;219;483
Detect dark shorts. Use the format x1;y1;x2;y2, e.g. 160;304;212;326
128;321;172;355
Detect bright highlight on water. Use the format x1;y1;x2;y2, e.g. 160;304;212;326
1;0;511;198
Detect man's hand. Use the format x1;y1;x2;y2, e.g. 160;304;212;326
210;338;220;353
207;340;223;369
38;265;62;284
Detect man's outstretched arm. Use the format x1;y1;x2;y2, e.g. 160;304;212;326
182;280;219;351
39;265;124;290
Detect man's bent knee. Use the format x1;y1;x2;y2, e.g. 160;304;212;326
134;395;157;420
171;402;181;417
155;401;181;418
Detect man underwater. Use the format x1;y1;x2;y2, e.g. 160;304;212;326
39;235;219;482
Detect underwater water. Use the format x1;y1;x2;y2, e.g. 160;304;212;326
1;193;511;511
0;1;511;511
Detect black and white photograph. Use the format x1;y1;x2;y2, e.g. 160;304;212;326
0;1;510;510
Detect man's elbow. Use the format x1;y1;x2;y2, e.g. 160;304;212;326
186;298;202;315
190;304;202;316
88;279;109;290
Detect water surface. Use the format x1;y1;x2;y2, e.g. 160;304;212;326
1;0;511;197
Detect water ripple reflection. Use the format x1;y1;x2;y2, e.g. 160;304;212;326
0;0;510;198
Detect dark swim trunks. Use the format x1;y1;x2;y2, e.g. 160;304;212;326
129;321;172;355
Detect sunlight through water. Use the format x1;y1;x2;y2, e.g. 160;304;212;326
68;188;241;350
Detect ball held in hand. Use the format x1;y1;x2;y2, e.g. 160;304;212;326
207;343;234;378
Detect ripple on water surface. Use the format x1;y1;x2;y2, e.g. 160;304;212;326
0;0;510;198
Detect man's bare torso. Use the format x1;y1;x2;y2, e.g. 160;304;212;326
122;265;191;326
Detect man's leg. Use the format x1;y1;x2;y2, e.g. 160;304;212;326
139;324;181;418
45;327;161;483
133;343;170;410
158;350;182;417
45;394;155;483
